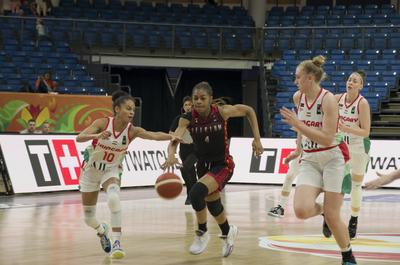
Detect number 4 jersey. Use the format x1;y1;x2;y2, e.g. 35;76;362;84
84;117;132;171
297;89;341;152
338;93;371;154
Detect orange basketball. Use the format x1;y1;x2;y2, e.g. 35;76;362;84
155;172;183;199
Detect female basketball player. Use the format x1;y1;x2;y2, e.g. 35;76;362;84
169;96;197;205
267;152;300;218
334;70;371;239
280;56;357;265
77;91;180;259
162;81;263;258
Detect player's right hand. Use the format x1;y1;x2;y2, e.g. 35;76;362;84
161;155;182;170
97;130;111;140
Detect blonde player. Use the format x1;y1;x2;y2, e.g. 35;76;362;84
268;152;300;217
334;70;371;239
280;56;357;265
77;91;180;259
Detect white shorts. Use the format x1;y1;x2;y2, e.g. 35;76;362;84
297;143;351;194
349;151;370;176
79;164;122;192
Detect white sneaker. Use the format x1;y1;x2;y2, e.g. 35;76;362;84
110;240;125;259
189;230;210;255
221;225;238;257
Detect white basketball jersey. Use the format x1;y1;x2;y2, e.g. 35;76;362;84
338;93;370;153
86;117;132;170
297;89;340;151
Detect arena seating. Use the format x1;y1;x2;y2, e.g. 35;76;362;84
267;4;400;137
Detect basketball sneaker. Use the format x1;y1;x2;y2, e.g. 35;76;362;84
348;216;358;239
110;240;125;259
268;205;284;218
220;225;238;257
322;215;332;238
189;230;210;255
97;223;111;253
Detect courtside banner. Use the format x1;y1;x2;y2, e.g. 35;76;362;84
229;137;400;188
0;135;175;193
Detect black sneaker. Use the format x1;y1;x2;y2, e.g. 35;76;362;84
348;216;358;239
185;197;191;205
322;215;332;238
268;205;284;218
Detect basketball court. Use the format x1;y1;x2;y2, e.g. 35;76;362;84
0;184;399;265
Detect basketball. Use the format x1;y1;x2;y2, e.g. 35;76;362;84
155;172;183;199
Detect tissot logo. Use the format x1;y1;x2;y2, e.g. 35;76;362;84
52;140;81;185
250;148;295;174
25;140;81;187
25;140;61;187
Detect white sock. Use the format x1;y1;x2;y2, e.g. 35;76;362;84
279;195;288;208
96;223;106;234
351;180;363;217
112;232;121;242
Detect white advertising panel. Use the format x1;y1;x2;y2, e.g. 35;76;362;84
1;135;400;193
0;135;174;193
229;137;400;188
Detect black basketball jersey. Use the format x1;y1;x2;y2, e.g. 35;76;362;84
182;105;229;162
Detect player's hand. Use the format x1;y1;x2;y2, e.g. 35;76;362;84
365;172;392;190
284;150;300;166
252;138;263;157
280;107;299;128
170;134;183;143
161;155;182;170
97;130;111;140
338;121;350;133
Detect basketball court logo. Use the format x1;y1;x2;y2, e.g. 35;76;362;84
259;234;400;262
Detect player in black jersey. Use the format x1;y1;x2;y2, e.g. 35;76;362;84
163;81;263;257
169;96;197;205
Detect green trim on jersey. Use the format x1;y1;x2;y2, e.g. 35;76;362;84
363;137;371;154
335;132;343;144
83;146;93;163
341;163;352;194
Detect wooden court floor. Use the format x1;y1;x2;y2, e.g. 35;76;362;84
0;185;399;265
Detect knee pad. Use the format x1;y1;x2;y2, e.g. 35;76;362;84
83;205;99;229
189;182;208;211
107;183;121;213
206;198;224;217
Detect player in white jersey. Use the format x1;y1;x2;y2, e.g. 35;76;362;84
268;151;300;218
335;70;371;239
280;56;357;265
77;91;180;259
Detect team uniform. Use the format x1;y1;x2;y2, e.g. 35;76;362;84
182;105;235;191
297;89;351;194
170;114;197;202
80;117;132;192
338;93;371;176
